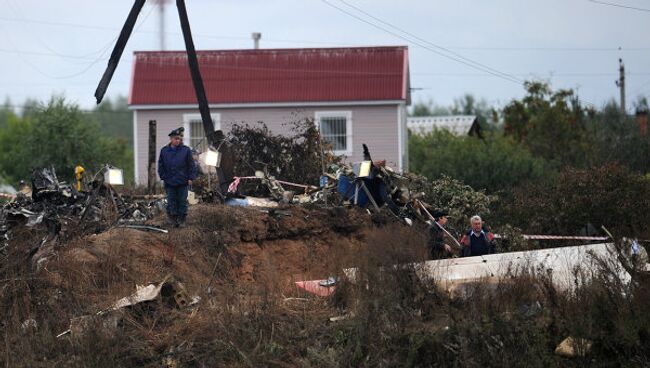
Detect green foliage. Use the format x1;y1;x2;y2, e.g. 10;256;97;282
410;94;498;131
409;129;550;193
92;95;133;146
498;164;650;237
407;174;493;233
0;97;14;130
409;98;451;117
503;81;594;168
0;112;33;184
0;97;133;185
589;100;650;173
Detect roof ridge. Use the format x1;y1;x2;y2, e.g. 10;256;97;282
133;45;408;55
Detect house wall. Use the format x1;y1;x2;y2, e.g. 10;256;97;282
133;104;401;185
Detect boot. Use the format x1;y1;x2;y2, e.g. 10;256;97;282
177;215;187;228
167;214;177;227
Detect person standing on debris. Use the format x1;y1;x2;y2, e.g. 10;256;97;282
158;127;196;228
428;210;454;259
460;215;495;256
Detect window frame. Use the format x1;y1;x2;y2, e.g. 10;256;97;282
182;113;221;150
315;110;353;156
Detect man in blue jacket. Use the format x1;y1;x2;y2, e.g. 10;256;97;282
158;127;196;228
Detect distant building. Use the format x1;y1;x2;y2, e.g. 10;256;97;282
407;115;482;137
128;46;411;184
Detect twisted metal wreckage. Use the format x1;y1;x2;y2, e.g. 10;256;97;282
0;166;168;268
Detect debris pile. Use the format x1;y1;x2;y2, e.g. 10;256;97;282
0;167;165;267
201;123;447;228
219;150;444;232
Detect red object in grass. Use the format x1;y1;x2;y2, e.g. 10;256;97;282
295;280;336;297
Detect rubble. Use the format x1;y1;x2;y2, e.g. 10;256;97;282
0;166;165;266
196;135;440;229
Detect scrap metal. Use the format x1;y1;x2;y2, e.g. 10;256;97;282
0;167;166;262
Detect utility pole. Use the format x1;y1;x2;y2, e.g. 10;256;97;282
148;120;157;194
616;58;626;114
159;1;165;50
153;0;169;50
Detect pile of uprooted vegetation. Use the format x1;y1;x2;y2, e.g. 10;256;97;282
1;202;649;367
227;119;341;186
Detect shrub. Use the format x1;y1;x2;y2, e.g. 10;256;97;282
409;130;550;193
496;164;650;237
407;174;494;235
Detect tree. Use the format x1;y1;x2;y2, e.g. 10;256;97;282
589;100;650;174
451;93;498;130
0;112;33;184
409;130;549;193
502;81;594;168
91;95;133;146
0;97;14;130
497;164;650;237
408;174;494;235
409;98;451;117
0;97;133;185
20;98;42;119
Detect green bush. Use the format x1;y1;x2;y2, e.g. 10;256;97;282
409;129;550;193
496;164;650;237
589;100;650;174
406;173;494;235
0;97;133;185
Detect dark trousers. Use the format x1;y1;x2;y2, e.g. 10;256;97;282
165;184;188;218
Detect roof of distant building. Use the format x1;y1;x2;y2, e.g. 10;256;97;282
407;115;478;135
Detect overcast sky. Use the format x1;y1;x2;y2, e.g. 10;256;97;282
0;0;648;112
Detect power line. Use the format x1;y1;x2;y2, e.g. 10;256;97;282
448;46;650;52
0;7;518;85
1;15;649;52
414;72;650;77
588;0;650;12
330;0;523;84
0;6;156;80
0;48;101;60
320;0;606;107
0;15;362;47
4;46;650;81
2;103;130;114
319;0;522;84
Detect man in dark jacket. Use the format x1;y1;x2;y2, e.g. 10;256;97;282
427;210;453;259
158;127;196;227
460;215;495;256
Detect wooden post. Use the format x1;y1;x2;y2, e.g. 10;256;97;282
148;120;157;194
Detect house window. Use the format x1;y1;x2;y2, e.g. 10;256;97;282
183;113;221;151
315;111;352;155
189;120;205;149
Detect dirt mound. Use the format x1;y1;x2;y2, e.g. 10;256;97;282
46;204;372;305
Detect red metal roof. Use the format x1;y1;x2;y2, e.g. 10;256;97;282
129;46;409;105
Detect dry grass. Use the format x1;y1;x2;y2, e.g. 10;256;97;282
0;205;649;367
